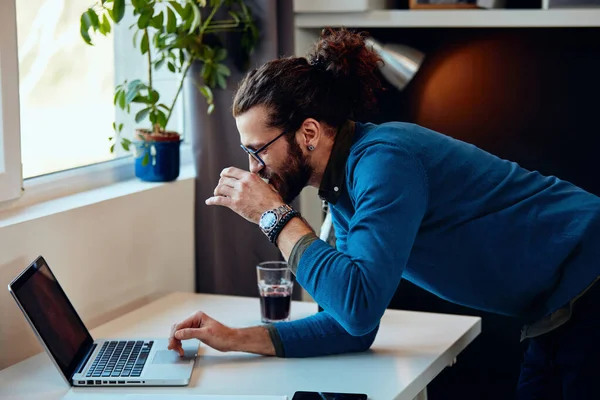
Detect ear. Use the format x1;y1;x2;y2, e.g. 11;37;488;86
297;118;324;151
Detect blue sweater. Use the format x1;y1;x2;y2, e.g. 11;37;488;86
273;122;600;357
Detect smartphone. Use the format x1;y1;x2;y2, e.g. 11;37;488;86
292;391;367;400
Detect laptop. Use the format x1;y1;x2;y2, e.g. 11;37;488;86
8;256;198;387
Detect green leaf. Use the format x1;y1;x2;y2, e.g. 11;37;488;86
157;103;170;111
216;74;226;89
132;30;140;48
121;138;132;152
135;107;151;123
155;58;166;70
131;95;150;104
207;103;215;114
152;32;160;49
118;90;126;109
110;143;116;153
149;111;157;125
228;11;240;25
167;62;176;73
113;89;121;105
87;9;100;31
200;62;210;80
150;12;164;29
138;10;152;29
189;3;201;33
127;79;144;92
142;153;150;166
109;136;113;141
80;12;93;45
126;89;140;104
149;90;160;104
198;84;213;103
140;30;149;54
118;123;124;132
216;63;230;77
198;45;210;60
166;8;176;33
113;0;126;23
156;110;167;129
215;48;227;62
182;3;193;19
102;14;112;34
168;1;185;17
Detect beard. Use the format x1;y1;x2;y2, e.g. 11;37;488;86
259;138;313;204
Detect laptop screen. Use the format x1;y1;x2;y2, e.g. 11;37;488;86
10;257;93;381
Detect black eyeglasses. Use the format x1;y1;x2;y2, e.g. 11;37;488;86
240;130;289;167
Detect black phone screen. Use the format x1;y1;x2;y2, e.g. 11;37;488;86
292;391;367;400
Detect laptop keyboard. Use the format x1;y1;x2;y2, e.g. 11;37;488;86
86;340;153;378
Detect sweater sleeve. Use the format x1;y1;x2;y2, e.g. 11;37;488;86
296;143;429;336
269;309;380;358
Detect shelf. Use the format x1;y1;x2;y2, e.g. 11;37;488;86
295;9;600;28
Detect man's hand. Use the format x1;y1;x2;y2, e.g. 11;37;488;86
205;167;285;224
168;311;238;355
168;311;276;356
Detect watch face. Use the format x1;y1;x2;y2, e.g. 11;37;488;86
260;211;277;230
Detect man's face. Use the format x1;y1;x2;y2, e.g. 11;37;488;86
236;106;313;204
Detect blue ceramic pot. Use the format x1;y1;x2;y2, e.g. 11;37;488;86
134;139;181;182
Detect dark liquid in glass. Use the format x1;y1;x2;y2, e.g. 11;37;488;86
260;293;291;321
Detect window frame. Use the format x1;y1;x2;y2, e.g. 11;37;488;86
0;1;195;212
0;0;23;204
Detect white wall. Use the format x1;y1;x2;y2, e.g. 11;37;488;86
0;178;195;370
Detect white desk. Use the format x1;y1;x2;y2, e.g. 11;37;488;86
0;293;481;400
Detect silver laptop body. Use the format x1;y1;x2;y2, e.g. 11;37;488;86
8;256;197;387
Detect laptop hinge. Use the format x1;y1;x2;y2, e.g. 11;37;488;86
74;343;97;377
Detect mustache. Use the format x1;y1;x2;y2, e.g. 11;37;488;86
259;170;275;181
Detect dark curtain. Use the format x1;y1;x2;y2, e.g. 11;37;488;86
188;1;296;298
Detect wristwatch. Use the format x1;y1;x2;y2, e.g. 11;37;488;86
259;204;300;244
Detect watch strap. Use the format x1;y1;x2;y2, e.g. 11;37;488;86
268;209;300;245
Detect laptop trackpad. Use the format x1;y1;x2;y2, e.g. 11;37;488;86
152;350;194;365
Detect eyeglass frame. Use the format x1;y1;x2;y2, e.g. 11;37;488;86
239;129;290;167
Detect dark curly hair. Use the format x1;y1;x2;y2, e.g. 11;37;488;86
232;27;383;135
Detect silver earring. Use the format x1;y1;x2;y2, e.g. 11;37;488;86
308;145;315;151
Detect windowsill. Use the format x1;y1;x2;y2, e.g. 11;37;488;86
0;163;196;229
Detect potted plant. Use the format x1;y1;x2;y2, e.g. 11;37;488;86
80;0;258;182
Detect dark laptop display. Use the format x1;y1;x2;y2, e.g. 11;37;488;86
9;257;93;380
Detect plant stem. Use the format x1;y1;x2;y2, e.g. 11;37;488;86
145;27;159;134
200;1;222;35
206;23;241;29
204;27;244;33
146;29;153;94
164;61;192;129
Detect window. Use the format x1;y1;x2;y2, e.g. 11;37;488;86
1;0;189;208
0;0;23;203
15;0;116;179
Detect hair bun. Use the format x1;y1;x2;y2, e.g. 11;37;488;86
306;27;383;116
